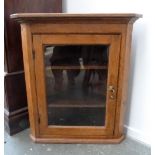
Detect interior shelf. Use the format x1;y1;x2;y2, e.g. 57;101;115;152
46;65;108;70
48;100;106;108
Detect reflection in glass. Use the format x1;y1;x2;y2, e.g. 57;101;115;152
44;45;109;126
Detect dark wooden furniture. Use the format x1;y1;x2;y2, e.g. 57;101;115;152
4;0;62;135
11;13;141;143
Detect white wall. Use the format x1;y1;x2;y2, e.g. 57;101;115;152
63;0;155;145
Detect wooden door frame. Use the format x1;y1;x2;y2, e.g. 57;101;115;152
32;34;121;139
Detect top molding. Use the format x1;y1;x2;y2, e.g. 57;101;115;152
10;13;142;24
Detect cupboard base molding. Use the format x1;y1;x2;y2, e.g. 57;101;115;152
4;108;29;135
30;134;125;144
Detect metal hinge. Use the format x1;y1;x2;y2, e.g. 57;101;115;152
32;49;35;59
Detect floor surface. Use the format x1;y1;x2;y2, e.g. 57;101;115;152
4;129;151;155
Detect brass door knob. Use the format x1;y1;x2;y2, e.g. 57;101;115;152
108;85;115;93
108;85;116;100
110;95;115;99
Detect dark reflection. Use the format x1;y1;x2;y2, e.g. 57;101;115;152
49;45;108;91
50;46;80;90
44;45;109;126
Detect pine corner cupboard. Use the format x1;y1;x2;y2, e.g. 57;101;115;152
10;13;142;143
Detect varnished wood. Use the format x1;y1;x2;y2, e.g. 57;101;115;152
21;24;40;137
33;34;120;138
4;0;62;135
30;23;125;34
10;13;142;24
4;71;29;135
13;13;142;143
5;1;62;73
11;13;142;18
30;134;125;144
114;24;134;137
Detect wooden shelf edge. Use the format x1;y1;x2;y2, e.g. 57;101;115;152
46;65;108;70
48;103;106;108
30;134;125;144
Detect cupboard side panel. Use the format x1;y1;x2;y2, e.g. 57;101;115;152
106;35;121;134
21;24;39;137
114;24;133;137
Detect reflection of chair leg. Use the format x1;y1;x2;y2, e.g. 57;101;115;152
82;70;91;87
98;70;105;83
52;69;63;91
67;70;75;87
97;70;107;95
82;70;93;94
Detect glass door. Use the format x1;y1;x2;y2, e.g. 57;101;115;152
45;45;108;126
33;34;121;138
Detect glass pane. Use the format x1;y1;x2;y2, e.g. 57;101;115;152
44;45;109;126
